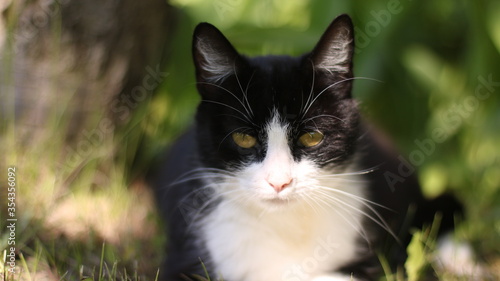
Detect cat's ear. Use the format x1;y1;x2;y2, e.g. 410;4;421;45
310;14;354;76
192;23;241;83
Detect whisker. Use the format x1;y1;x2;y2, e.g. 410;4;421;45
217;113;256;125
316;156;343;166
314;189;371;245
170;167;236;186
198;81;254;121
234;65;254;117
300;114;345;125
185;188;246;231
309;189;370;243
301;192;324;216
316;166;380;178
315;184;393;212
201;100;257;126
314;185;399;242
302;78;352;117
314;177;369;184
301;60;316;117
301;77;382;118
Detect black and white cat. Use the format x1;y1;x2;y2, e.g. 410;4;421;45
152;14;462;281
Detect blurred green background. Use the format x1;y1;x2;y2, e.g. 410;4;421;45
1;0;499;279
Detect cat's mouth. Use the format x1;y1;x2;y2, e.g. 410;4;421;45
260;192;298;206
264;197;290;204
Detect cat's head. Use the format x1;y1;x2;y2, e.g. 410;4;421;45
192;15;360;209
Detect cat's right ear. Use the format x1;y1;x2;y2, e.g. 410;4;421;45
192;23;241;84
309;14;354;76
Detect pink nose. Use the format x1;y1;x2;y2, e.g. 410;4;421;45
268;178;293;193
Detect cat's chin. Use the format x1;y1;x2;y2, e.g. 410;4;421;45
263;197;292;205
256;194;300;209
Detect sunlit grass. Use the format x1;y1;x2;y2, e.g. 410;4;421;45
0;113;163;280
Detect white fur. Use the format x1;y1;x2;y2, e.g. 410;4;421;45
196;38;234;83
435;234;485;279
200;114;365;281
316;30;352;74
262;117;294;192
312;275;354;281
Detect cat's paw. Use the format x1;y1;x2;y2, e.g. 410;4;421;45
311;274;355;281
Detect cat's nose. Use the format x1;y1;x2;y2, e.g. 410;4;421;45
267;178;293;193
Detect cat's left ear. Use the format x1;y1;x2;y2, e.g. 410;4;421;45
192;22;242;84
310;14;354;76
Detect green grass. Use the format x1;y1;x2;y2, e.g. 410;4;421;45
0;119;164;280
1;240;160;281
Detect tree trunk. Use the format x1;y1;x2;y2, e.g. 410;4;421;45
0;0;176;144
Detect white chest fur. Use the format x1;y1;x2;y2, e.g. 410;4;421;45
201;182;365;281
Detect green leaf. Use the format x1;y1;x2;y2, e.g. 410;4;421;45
405;231;427;281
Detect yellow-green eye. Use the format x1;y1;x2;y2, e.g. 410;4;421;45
232;132;257;149
298;131;324;147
